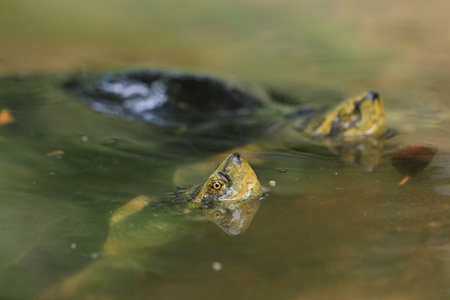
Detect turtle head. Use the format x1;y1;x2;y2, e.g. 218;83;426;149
191;152;268;236
304;91;387;140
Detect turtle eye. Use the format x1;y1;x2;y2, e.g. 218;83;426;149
210;180;226;192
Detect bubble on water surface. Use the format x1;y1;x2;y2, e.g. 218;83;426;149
212;261;223;271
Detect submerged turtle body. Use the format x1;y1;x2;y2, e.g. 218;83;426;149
64;69;389;170
40;153;268;299
106;152;267;252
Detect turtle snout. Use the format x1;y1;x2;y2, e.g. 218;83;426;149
228;152;243;164
365;91;380;102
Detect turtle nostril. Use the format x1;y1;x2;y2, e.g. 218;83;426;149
366;91;380;102
228;152;243;164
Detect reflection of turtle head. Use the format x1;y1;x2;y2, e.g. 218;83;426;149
304;91;387;140
191;152;267;236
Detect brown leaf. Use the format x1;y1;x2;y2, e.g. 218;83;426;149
0;109;14;126
391;145;437;185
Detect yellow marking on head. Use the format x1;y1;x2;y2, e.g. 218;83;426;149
186;153;267;235
304;91;387;140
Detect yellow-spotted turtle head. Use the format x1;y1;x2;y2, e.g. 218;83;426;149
190;152;268;236
303;91;387;140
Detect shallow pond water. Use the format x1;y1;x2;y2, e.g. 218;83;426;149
0;1;450;300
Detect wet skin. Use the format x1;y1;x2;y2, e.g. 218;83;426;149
192;152;267;235
301;91;387;140
244;91;388;169
300;91;388;171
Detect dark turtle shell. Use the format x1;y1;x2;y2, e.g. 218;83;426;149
63;69;275;129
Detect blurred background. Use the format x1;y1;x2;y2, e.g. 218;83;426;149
2;0;449;131
0;0;447;88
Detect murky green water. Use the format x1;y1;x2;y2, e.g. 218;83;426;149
1;1;449;300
